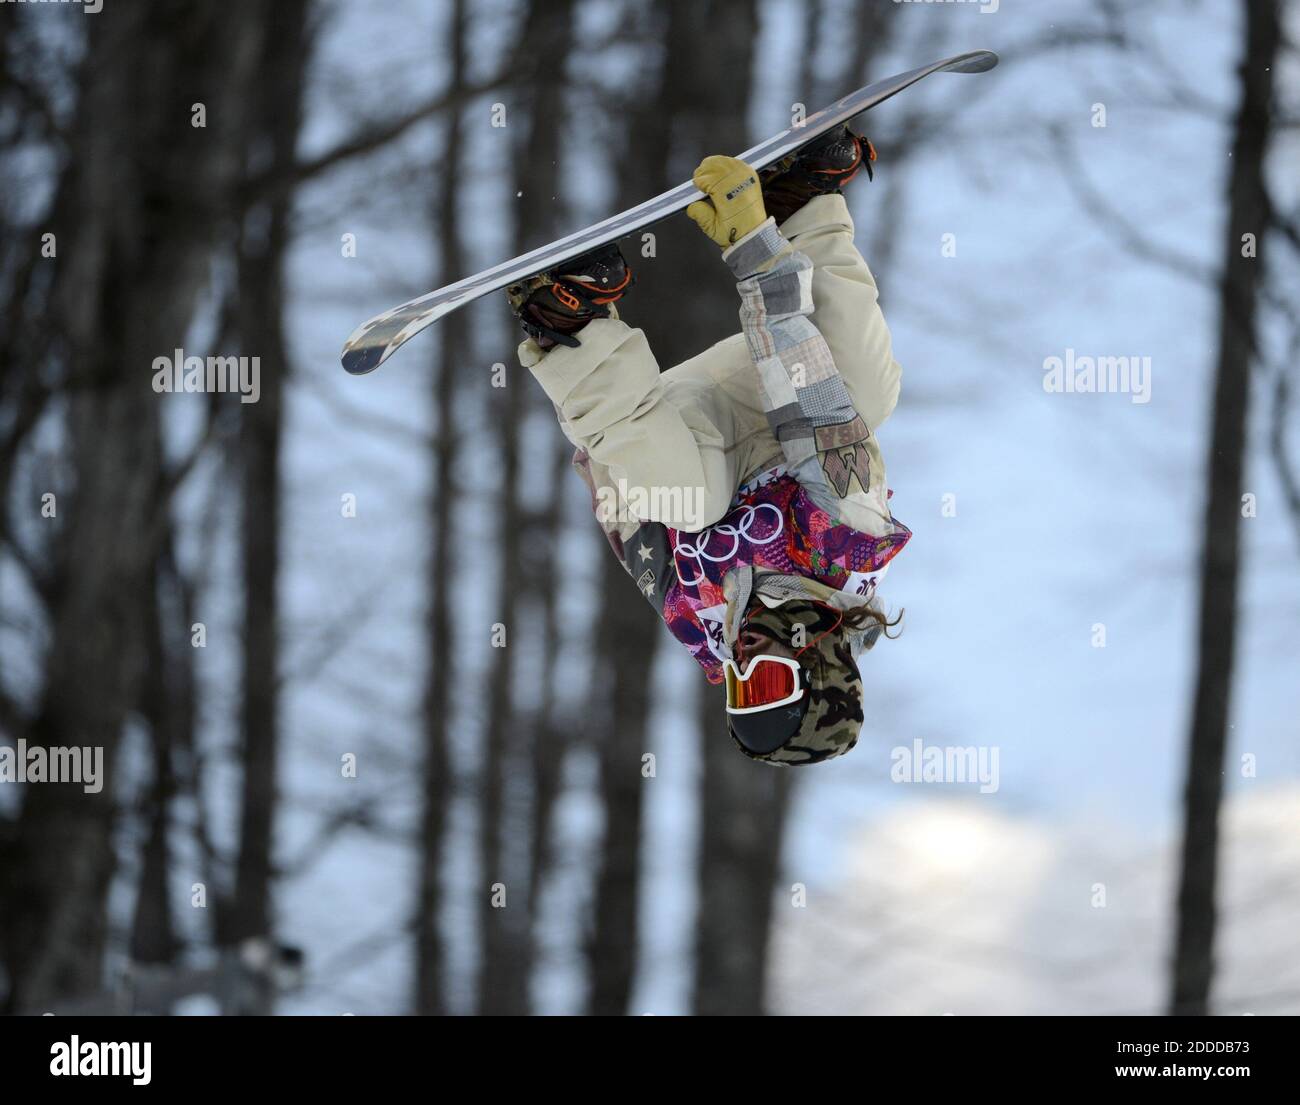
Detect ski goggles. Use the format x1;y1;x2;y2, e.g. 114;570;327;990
722;654;806;714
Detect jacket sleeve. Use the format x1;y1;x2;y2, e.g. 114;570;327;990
519;315;738;531
723;217;899;536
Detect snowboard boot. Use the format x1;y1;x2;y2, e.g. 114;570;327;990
759;124;876;226
507;242;633;350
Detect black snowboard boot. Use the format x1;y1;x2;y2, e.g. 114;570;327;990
759;124;876;226
507;242;633;349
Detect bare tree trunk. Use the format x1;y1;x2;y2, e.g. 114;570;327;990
585;552;656;1015
487;0;577;1013
225;2;312;1018
414;0;469;1018
1169;0;1279;1018
571;0;778;1017
688;0;903;1018
129;540;192;969
694;739;792;1015
472;0;571;1012
476;378;524;1013
525;452;571;941
581;0;693;1016
640;0;792;1019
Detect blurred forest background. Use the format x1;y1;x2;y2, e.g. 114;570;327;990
1;0;1298;1016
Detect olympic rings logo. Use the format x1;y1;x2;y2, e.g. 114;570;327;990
672;503;784;587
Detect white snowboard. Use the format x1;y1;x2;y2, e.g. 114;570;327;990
341;49;998;376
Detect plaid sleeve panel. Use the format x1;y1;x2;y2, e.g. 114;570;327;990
723;218;873;501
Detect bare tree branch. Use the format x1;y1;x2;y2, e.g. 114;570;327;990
1050;124;1217;285
1267;328;1300;557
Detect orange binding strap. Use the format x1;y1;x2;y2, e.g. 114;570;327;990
552;283;581;311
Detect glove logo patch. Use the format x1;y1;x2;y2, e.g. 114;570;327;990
725;175;757;201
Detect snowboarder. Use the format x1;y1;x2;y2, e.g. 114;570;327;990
508;126;909;766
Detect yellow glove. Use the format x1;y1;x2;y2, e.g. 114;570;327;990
686;155;767;248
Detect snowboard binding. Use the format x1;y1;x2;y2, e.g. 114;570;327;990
759;124;876;226
507;242;634;349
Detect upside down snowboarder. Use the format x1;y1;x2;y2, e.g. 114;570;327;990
507;127;910;765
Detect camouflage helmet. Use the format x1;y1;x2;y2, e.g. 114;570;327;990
725;600;864;766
